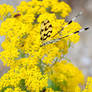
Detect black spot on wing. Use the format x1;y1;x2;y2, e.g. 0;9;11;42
44;30;52;37
44;24;52;31
45;20;49;23
40;37;43;40
41;36;48;41
41;21;44;23
41;31;52;41
49;31;52;33
48;24;52;28
45;27;48;31
40;29;44;34
44;34;47;36
44;20;50;25
47;35;50;37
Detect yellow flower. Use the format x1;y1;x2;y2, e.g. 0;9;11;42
4;88;13;92
0;4;14;20
82;77;92;92
62;22;82;43
47;60;84;92
46;88;54;92
75;86;81;92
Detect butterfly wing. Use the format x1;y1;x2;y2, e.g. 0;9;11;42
40;20;52;41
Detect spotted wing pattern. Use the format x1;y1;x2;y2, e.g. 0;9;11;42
40;20;52;41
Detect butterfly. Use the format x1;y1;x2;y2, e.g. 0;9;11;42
40;12;89;47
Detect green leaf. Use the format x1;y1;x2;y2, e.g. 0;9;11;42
47;79;63;91
32;14;40;25
46;7;53;13
15;50;29;60
37;59;44;75
62;80;67;86
19;79;30;92
22;34;28;39
40;88;46;92
19;79;26;91
55;12;62;19
68;40;71;48
19;51;25;58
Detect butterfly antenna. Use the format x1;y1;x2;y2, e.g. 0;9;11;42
52;11;83;38
59;27;89;39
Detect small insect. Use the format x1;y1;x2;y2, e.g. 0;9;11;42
40;12;89;47
14;14;21;18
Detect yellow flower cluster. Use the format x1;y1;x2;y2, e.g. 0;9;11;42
47;60;84;92
0;59;48;92
0;0;89;92
0;4;14;20
0;59;85;92
4;87;26;92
